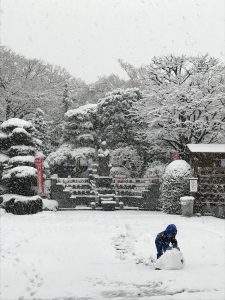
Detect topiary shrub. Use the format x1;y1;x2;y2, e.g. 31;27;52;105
161;160;191;214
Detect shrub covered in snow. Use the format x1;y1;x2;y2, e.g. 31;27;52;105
0;118;41;196
161;160;191;214
1;195;43;215
45;143;95;177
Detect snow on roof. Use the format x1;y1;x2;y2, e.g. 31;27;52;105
2;166;37;179
65;104;97;118
1;118;34;130
187;144;225;153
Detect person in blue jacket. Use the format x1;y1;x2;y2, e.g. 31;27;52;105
155;224;179;259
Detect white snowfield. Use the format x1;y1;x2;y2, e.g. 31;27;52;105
0;210;224;300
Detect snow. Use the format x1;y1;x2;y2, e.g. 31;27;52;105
1;194;41;203
154;248;184;270
65;103;97;119
0;153;9;164
10;127;31;136
1;118;34;131
0;211;224;300
42;199;58;211
45;144;95;167
180;196;195;204
9;155;35;165
2;166;37;179
9;145;36;153
164;160;191;179
187;144;225;153
0;132;7;139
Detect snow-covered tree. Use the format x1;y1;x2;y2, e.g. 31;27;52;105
97;88;146;147
161;160;191;214
134;55;225;159
46;104;98;176
0;118;40;196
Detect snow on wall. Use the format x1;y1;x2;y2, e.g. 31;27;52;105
2;166;37;179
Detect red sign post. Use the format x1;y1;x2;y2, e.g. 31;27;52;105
35;157;45;197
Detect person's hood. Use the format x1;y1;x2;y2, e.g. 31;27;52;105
165;224;177;234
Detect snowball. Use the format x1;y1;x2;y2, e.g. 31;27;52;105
155;248;184;270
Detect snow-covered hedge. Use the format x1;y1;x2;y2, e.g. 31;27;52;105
1;195;59;214
45;144;95;176
161;160;191;214
1;195;43;215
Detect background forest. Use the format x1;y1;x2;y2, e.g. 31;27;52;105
1;46;225;177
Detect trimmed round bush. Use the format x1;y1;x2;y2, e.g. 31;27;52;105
161;160;191;214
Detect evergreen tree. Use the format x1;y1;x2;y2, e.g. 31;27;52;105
0;118;41;196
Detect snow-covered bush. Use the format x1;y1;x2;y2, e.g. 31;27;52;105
1;195;43;215
0;118;40;196
110;146;144;177
161;160;191;214
45;143;95;177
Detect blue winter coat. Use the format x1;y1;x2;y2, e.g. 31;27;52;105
155;224;178;259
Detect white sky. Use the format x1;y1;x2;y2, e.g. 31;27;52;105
1;0;225;83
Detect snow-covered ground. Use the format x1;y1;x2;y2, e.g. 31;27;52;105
0;210;224;300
